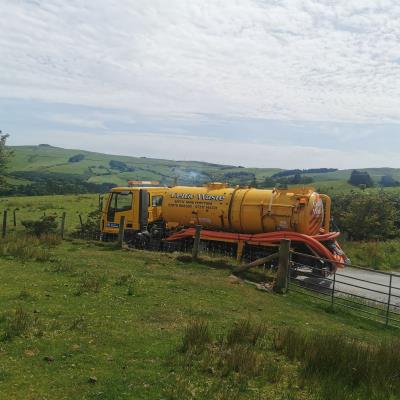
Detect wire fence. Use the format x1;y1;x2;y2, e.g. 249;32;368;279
288;251;400;328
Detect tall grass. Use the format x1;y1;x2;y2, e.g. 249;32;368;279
178;319;274;388
0;234;52;262
180;320;212;353
175;321;400;399
274;327;400;397
226;319;267;347
75;272;106;295
2;307;32;340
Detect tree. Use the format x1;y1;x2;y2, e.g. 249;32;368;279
379;175;399;187
262;177;276;188
331;193;399;241
291;173;302;184
68;154;85;163
0;132;13;185
250;177;258;188
348;170;374;188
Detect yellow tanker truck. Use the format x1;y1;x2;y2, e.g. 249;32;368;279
100;182;346;272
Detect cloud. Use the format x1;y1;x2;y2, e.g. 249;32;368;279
1;0;400;124
1;1;400;168
41;114;106;129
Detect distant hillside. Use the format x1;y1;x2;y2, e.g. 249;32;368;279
5;145;400;195
6;145;281;187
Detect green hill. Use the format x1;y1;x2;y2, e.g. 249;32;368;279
6;145;281;187
5;145;400;194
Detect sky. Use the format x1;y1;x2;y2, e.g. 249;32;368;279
1;0;400;169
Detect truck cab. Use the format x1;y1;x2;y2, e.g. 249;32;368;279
101;186;167;237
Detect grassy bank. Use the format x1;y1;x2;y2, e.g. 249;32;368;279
0;236;399;399
342;240;400;270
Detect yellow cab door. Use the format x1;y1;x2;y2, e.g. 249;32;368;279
104;190;137;233
148;192;164;222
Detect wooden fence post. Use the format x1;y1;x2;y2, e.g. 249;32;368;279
78;214;84;232
13;209;17;227
2;210;7;238
98;194;103;211
118;216;126;248
273;239;291;293
60;212;66;239
192;225;202;260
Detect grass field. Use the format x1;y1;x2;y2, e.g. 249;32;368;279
0;194;99;232
0;235;399;400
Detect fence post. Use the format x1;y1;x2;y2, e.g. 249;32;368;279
117;216;126;248
60;212;66;239
98;194;103;211
331;270;336;308
2;210;7;238
385;274;393;326
274;239;291;293
286;255;291;293
192;225;202;260
78;214;84;232
13;209;17;227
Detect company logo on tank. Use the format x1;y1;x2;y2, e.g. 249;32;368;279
312;199;324;217
170;193;225;201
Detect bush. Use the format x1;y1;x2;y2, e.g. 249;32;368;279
109;160;134;172
331;193;400;241
68;154;85;163
21;215;58;237
73;210;101;237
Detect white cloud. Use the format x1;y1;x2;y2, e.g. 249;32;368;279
41;114;106;129
1;0;400;124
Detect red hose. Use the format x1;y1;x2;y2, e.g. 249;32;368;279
166;228;346;268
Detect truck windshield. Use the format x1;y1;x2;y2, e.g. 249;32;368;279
107;192;133;220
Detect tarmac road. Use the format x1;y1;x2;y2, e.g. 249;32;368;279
295;267;400;308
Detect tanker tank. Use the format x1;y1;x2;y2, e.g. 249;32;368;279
162;182;330;236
